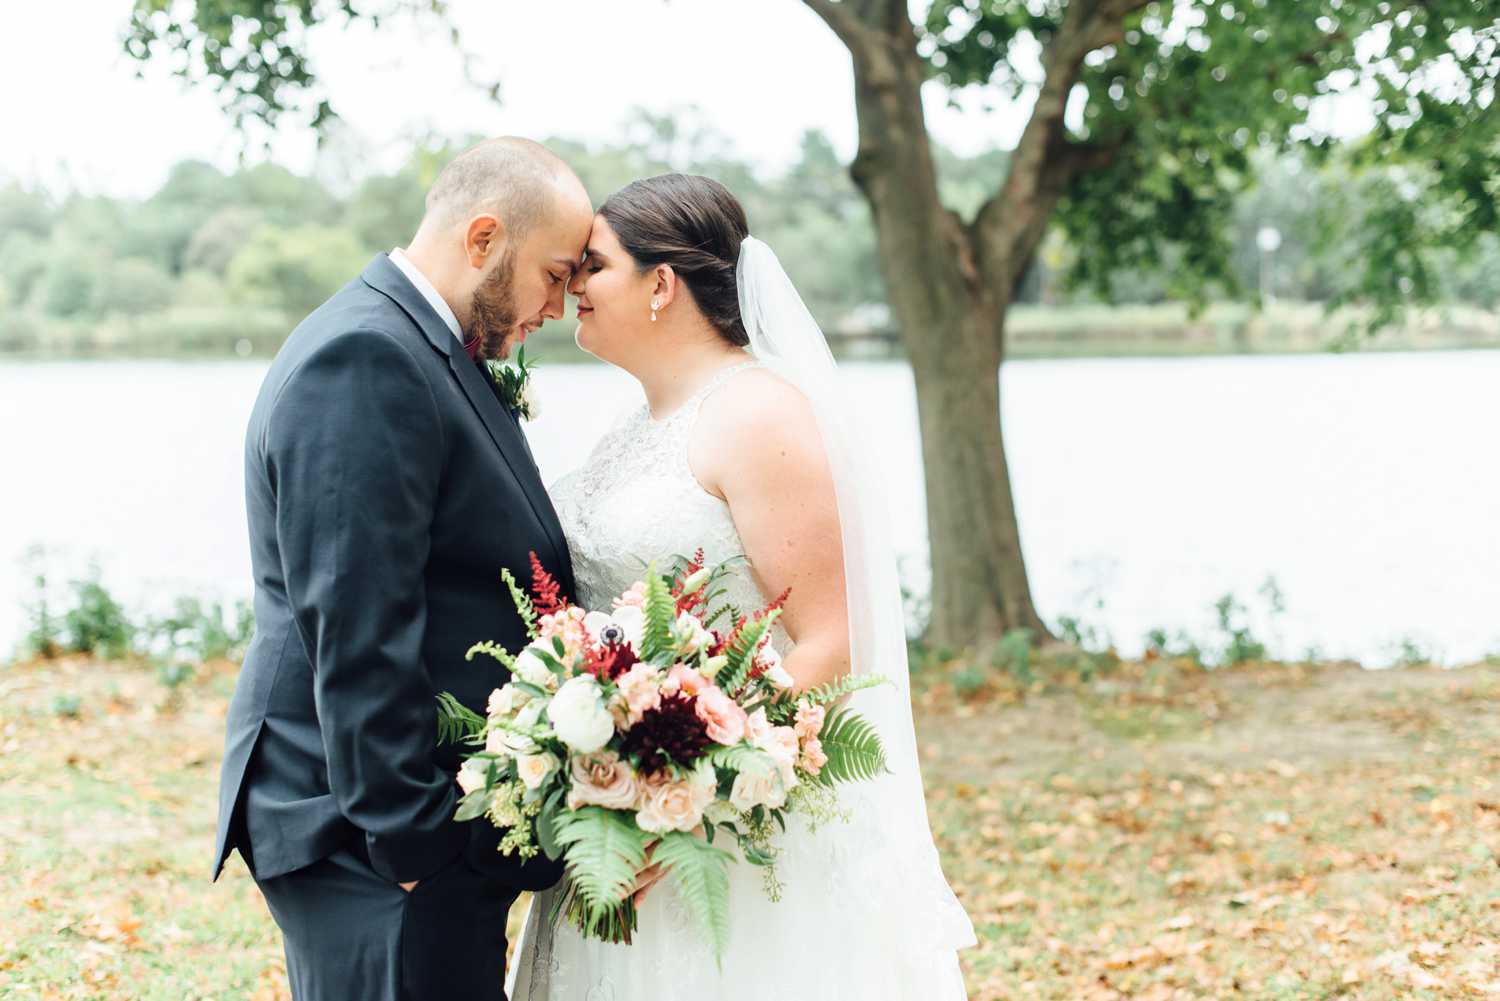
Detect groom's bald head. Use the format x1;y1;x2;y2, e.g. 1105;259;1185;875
422;137;589;240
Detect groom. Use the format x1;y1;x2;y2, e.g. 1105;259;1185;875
214;138;592;999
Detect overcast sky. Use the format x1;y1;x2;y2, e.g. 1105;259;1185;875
0;0;1047;198
3;0;1381;199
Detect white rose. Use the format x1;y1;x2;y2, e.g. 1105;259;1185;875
457;758;489;796
729;765;787;812
512;648;555;689
515;751;561;791
487;684;525;719
548;676;615;753
744;707;772;744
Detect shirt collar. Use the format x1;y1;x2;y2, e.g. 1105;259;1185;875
389;247;464;344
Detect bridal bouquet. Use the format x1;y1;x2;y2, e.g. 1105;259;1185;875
436;551;888;962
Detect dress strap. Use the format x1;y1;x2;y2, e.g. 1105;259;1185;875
682;359;763;415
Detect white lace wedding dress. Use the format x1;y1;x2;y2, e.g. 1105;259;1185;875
506;360;970;1001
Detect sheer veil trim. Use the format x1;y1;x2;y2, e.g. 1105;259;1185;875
736;236;975;954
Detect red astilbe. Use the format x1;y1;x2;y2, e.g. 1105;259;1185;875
529;551;567;615
583;638;639;681
720;587;792;682
672;548;709;616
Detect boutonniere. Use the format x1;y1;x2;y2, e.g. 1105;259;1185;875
485;346;540;421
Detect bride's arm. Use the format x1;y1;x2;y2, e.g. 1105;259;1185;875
692;373;850;692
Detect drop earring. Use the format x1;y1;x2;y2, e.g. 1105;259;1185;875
650;299;660;322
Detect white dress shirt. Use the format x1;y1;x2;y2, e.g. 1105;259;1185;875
389;248;464;344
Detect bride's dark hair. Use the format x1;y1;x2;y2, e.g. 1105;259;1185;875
598;173;750;347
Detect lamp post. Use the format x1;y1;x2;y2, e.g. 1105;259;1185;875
1256;225;1282;306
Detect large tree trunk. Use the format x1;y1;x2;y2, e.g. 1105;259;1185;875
806;0;1050;651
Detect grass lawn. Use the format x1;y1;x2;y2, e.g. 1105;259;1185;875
1;654;1496;999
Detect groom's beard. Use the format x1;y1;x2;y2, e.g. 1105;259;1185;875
466;249;519;361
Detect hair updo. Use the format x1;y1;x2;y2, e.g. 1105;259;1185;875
598;173;750;347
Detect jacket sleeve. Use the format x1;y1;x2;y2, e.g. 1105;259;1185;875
264;328;466;883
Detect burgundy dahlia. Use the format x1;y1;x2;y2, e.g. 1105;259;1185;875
620;693;711;774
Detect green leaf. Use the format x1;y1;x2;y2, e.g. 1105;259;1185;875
798;673;888;707
454;787;493;823
639;564;674;662
536;786;566;861
652;830;735;966
500;567;537;637
464;640;515;670
552;806;650;916
814;707;889;786
436;691;486;745
715;610;779;696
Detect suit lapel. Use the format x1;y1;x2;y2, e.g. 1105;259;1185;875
360;255;573;592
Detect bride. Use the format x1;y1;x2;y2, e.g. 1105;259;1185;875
508;174;974;1000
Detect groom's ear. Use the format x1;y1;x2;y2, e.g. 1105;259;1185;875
464;214;507;269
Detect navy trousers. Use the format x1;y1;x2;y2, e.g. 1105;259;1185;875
255;848;520;1001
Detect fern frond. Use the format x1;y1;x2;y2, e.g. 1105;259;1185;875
465;640;516;669
639;564;674;662
501;567;537;637
716;609;779;696
652;830;735;966
552;806;649;913
436;691;486;745
813;707;889;786
800;673;888;707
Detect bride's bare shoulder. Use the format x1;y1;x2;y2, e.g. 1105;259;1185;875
691;365;827;493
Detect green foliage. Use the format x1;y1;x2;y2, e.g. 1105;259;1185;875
499;567;537;636
18;548;61;660
990;628;1035;685
1213;593;1267;667
651;829;735;965
638;565;675;662
715;612;781;697
926;0;1500;325
62;565;134;660
551;806;650;915
436;691;486;745
813;707;889;786
465;639;516;670
226;224;367;316
794;673;887;710
147;595;254;662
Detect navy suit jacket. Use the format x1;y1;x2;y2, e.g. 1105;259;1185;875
214;254;574;888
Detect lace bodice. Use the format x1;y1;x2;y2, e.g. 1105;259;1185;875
549;360;789;652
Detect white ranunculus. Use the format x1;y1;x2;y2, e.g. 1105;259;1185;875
515;751;560;790
548;676;615;753
512;647;554;689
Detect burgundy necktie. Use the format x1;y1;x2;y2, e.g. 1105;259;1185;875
463;334;482;360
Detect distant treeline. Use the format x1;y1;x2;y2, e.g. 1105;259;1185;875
3;111;1498;357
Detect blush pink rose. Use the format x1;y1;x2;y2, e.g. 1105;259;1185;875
694;685;749;746
566;750;641;811
635;765;714;833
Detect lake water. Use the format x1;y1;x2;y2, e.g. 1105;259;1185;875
2;353;1496;665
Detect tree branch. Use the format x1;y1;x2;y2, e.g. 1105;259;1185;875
974;0;1147;298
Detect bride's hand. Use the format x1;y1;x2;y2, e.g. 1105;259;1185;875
629;826;706;906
